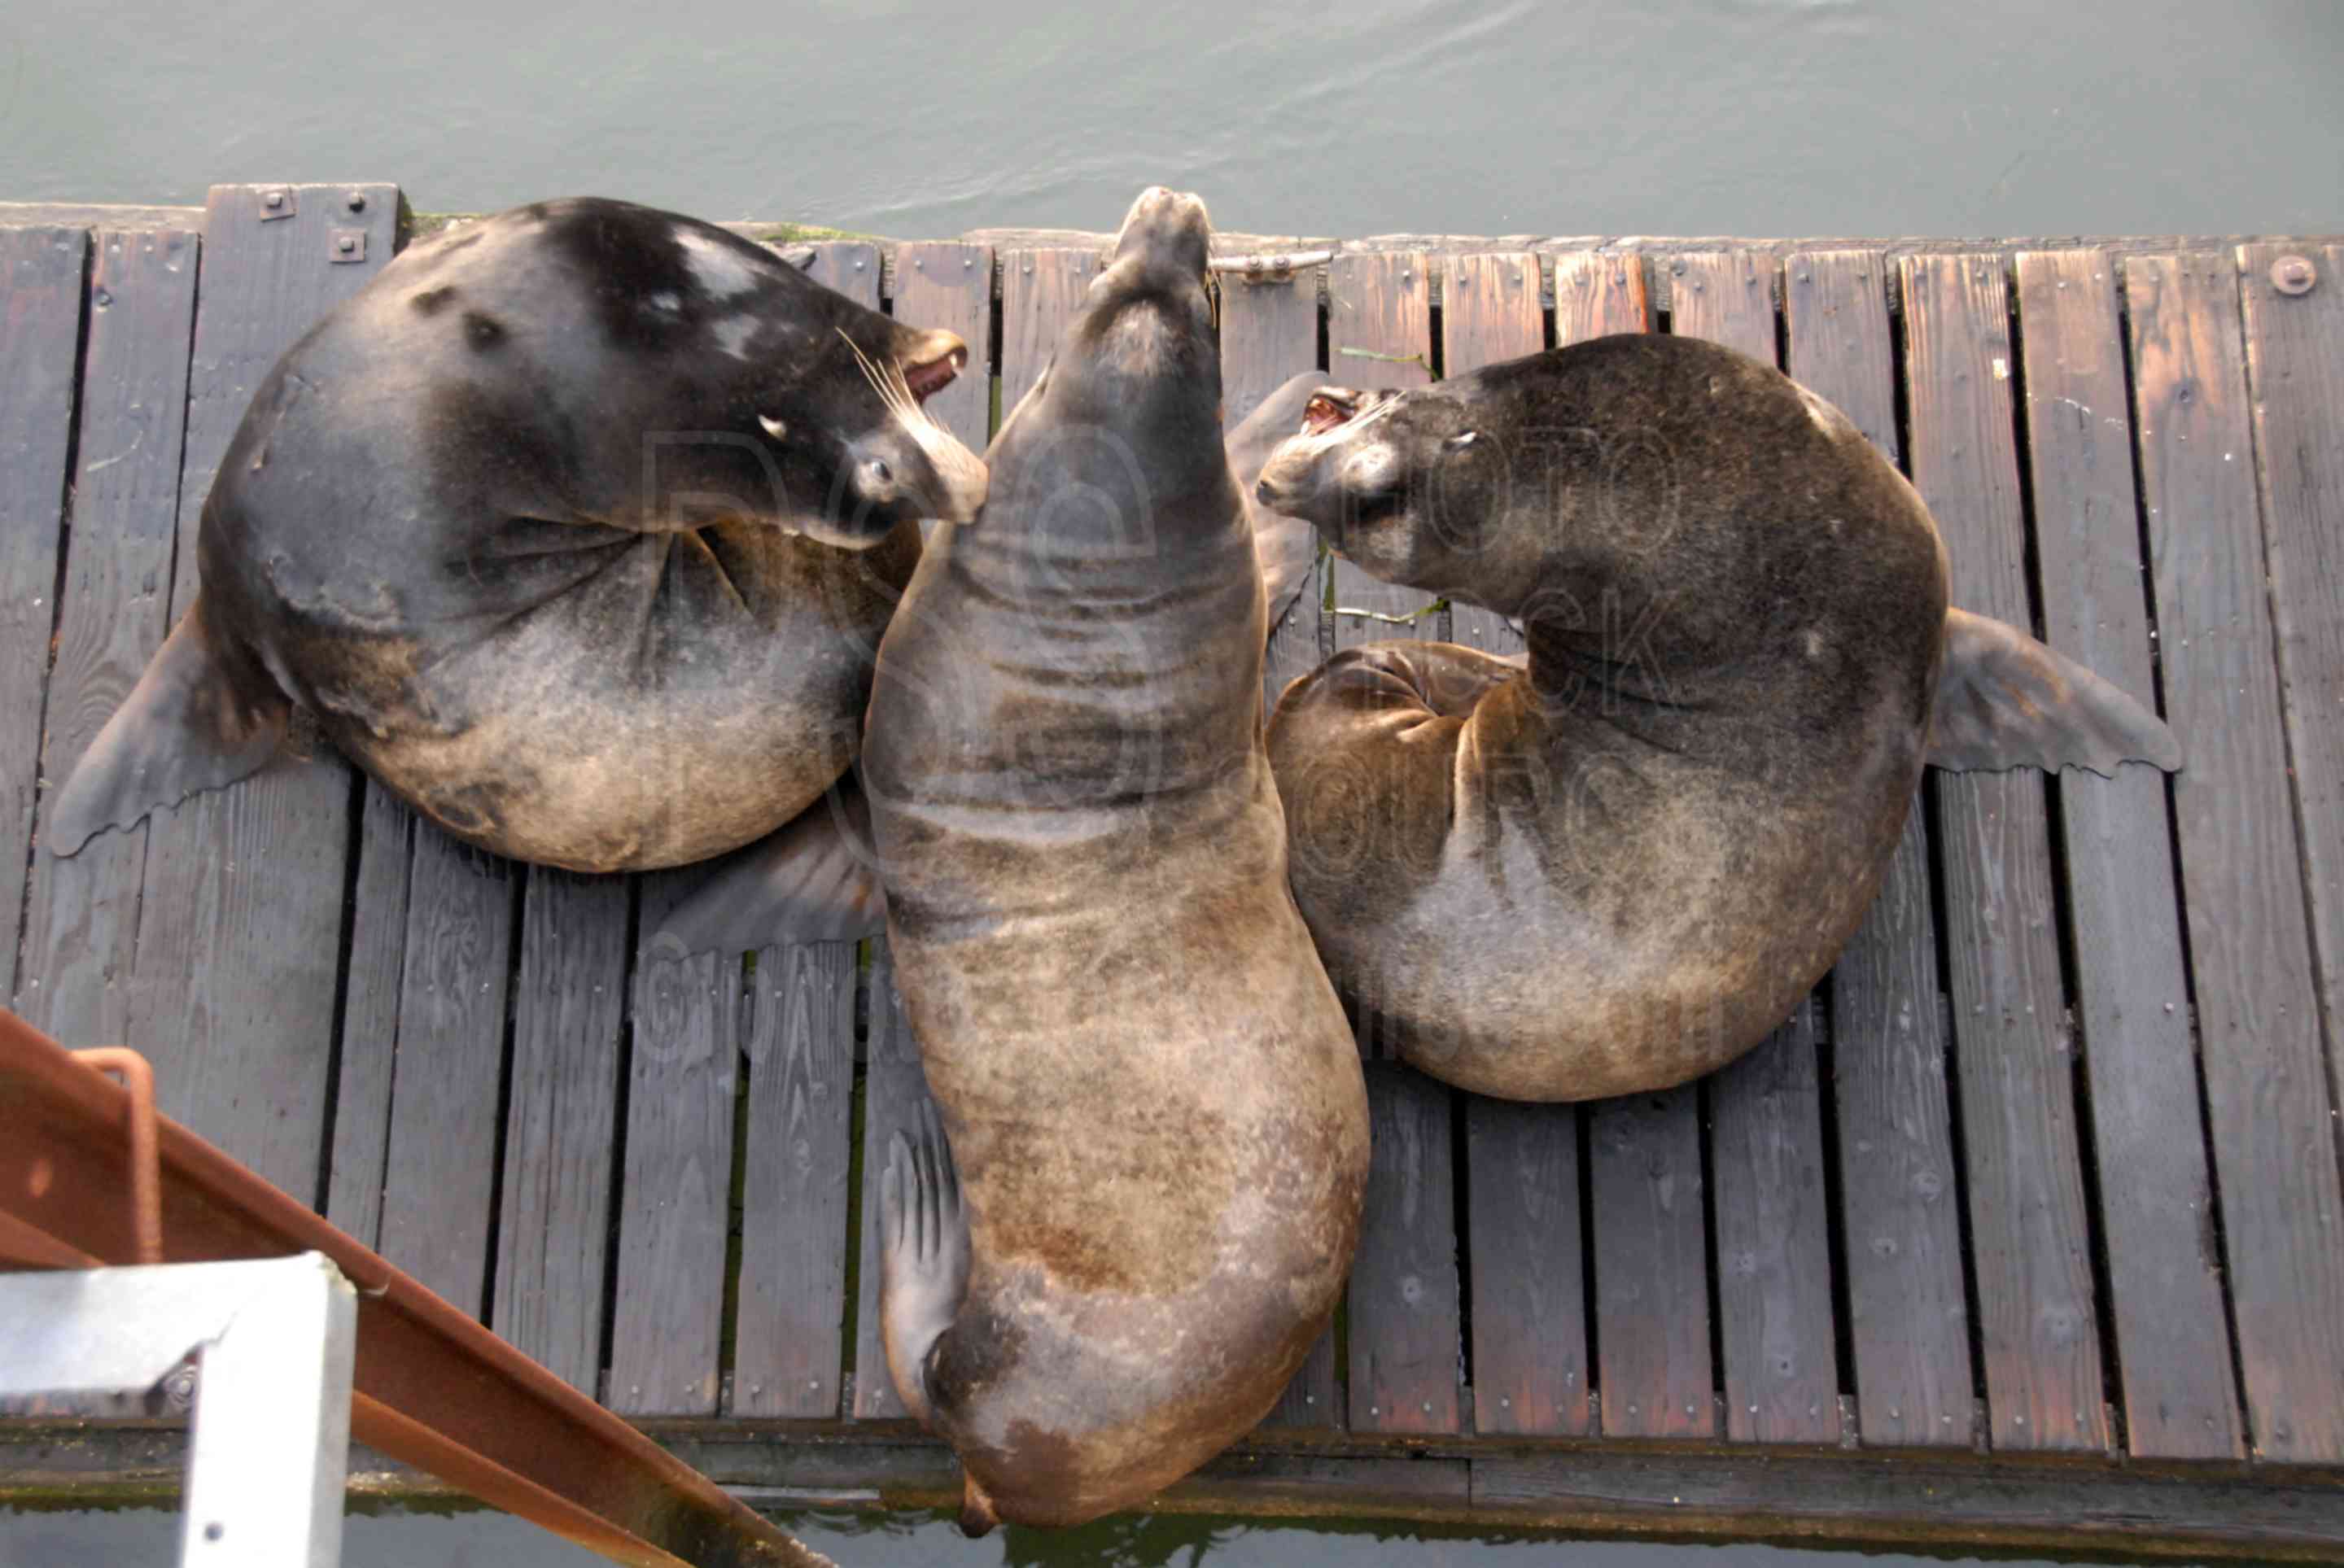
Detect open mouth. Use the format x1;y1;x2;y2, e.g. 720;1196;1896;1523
1302;389;1363;436
903;346;968;404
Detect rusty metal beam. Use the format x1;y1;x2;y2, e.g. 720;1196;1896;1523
0;1008;831;1568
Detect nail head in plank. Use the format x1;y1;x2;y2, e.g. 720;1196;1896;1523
1900;250;2110;1452
2014;247;2241;1459
1347;1062;1463;1435
492;866;630;1395
1788;249;1970;1447
852;937;942;1419
2127;251;2344;1463
890;242;993;456
732;939;857;1418
609;871;741;1416
127;183;398;1199
1441;251;1544;658
15;226;195;1045
1327;252;1441;652
0;225;90;1012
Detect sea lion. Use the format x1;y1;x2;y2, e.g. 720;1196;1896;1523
651;367;1329;952
857;188;1369;1532
1253;335;2182;1101
47;197;987;872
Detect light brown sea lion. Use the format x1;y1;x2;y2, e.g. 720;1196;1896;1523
48;197;986;872
857;188;1369;1533
1254;336;2181;1101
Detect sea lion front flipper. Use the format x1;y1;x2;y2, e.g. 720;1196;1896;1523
1228;372;1329;627
878;1098;970;1433
651;772;886;955
1929;607;2184;777
46;594;292;857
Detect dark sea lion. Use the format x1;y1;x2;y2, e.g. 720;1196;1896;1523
856;188;1368;1532
1254;336;2181;1102
48;197;987;872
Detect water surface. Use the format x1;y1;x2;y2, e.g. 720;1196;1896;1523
3;0;2337;238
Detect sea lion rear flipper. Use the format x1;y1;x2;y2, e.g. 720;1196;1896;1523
1929;607;2184;776
652;773;887;955
46;595;292;857
1228;372;1329;628
878;1098;971;1436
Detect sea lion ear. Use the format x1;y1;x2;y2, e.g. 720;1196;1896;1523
1928;607;2184;777
46;594;292;857
653;772;888;956
1226;371;1332;632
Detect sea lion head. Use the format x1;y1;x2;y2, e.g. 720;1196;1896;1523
391;200;990;548
1005;186;1219;443
1251;376;1535;601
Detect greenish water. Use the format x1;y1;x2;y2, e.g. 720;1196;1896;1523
0;1503;2176;1567
2;0;2338;238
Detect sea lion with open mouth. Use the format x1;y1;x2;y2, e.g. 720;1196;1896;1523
48;197;987;873
1255;336;2182;1101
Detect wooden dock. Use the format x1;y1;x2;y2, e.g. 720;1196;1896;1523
3;186;2342;1560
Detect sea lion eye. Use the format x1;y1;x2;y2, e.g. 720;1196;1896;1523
1443;431;1479;452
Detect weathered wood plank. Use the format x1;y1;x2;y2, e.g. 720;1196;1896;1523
1669;250;1841;1447
999;249;1094;423
123;183;397;1200
1326;251;1441;653
1348;1061;1462;1435
1439;251;1543;659
1220;268;1339;1430
1902;251;2109;1453
323;787;413;1244
491;867;630;1395
608;874;741;1415
1590;1083;1712;1439
1222;266;1325;727
1556;251;1712;1442
0;225;88;1020
1464;1094;1590;1435
798;242;880;309
1708;998;1842;1444
1434;249;1586;1438
851;938;939;1418
15;227;191;1046
370;832;518;1314
732;940;856;1417
1666;251;1775;361
889;242;992;453
2015;248;2241;1460
2235;247;2344;1396
1787;249;1972;1448
2127;251;2344;1463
